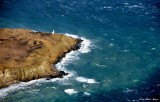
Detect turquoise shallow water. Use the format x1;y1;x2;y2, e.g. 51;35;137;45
0;0;160;102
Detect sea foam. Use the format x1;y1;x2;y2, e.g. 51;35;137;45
55;33;92;75
76;77;98;84
84;92;91;96
64;89;78;95
0;78;46;98
65;33;92;53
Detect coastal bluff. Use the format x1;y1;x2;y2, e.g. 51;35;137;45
0;28;81;88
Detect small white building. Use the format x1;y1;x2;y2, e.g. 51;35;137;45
52;30;55;34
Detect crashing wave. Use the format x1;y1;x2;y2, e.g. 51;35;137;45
64;89;78;95
76;77;98;84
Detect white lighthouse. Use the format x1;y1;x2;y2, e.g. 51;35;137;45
52;30;55;34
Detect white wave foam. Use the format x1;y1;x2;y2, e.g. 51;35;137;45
55;33;92;74
84;92;91;96
128;5;144;8
65;33;92;53
0;75;75;98
64;89;78;95
0;78;46;98
76;77;98;84
95;63;106;68
55;50;79;72
78;38;92;53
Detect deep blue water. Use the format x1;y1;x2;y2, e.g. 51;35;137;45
0;0;160;102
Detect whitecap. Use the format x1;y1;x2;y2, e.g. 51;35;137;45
95;63;106;68
128;5;144;8
109;43;114;47
0;72;76;98
64;89;78;95
55;33;92;72
78;37;92;53
0;78;46;98
84;92;91;96
65;33;92;53
124;50;128;52
76;77;98;84
55;50;79;73
124;3;129;5
151;48;156;50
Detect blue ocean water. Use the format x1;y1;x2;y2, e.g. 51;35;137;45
0;0;160;102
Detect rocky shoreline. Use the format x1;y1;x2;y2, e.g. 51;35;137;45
0;28;82;88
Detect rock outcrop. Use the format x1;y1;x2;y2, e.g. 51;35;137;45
0;28;81;88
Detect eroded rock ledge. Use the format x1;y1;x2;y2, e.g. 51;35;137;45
0;28;82;88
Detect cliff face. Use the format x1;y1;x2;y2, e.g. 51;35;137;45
0;28;81;88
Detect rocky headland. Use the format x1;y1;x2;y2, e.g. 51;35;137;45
0;28;81;88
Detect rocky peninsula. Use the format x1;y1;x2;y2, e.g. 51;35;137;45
0;28;81;88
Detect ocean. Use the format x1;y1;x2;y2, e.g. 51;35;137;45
0;0;160;102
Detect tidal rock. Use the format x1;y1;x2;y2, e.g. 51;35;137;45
0;28;81;88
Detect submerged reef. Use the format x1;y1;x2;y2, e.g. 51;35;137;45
0;28;81;88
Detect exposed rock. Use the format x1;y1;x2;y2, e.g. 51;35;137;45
0;28;81;88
